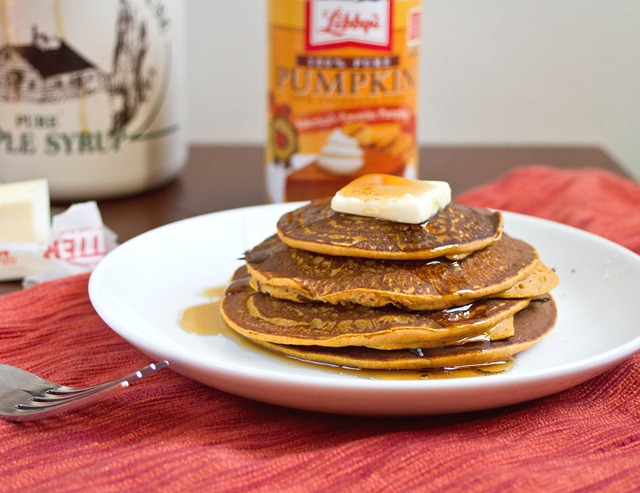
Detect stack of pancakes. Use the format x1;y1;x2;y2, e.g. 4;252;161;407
221;198;559;372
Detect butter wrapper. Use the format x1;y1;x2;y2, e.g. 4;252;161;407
0;202;117;287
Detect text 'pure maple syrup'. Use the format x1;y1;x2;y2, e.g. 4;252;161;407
266;0;422;203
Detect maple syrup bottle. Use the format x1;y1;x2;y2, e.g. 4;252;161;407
266;0;422;202
0;0;187;200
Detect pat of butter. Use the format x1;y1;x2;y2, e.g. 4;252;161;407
331;174;451;224
0;179;51;243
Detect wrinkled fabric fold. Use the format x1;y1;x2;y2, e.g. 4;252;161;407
1;166;639;492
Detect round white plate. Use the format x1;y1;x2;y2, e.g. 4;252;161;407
89;203;640;415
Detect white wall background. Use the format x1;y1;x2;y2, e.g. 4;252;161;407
185;1;640;180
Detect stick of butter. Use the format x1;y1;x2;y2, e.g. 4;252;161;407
331;174;451;224
0;179;51;243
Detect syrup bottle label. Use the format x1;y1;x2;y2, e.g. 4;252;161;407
0;0;187;200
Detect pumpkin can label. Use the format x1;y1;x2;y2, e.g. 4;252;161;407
267;0;422;203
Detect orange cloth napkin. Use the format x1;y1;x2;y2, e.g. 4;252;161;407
460;165;640;253
1;166;639;492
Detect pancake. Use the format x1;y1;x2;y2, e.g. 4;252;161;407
246;233;541;311
246;296;557;370
220;276;529;350
277;199;502;260
496;260;559;298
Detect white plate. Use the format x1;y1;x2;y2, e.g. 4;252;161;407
89;204;640;415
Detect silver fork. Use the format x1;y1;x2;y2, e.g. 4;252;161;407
0;361;168;421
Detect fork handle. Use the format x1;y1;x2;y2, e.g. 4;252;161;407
48;361;170;396
13;361;170;419
122;361;170;386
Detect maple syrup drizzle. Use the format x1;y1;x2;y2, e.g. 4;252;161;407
179;286;515;380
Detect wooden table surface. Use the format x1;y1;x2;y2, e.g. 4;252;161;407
0;144;631;295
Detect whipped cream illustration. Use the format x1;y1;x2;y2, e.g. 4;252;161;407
317;129;364;175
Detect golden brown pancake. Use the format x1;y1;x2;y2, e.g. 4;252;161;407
220;276;530;350
246;296;557;370
277;199;503;260
496;260;558;298
246;233;540;311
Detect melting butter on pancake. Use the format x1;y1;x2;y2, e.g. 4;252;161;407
221;276;529;350
277;198;502;260
246;233;541;311
331;174;452;224
246;297;557;370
